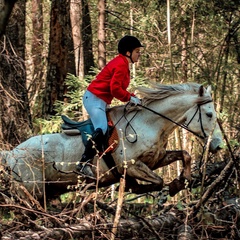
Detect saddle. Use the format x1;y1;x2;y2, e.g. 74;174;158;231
61;114;119;153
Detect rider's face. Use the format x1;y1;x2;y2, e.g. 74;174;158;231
126;47;141;63
131;47;141;63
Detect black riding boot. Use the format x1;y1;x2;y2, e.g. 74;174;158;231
77;128;105;177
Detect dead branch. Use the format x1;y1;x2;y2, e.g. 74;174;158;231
0;203;65;226
191;157;235;217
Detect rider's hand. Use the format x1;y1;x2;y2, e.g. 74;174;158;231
130;96;141;106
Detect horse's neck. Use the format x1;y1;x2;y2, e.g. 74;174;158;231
147;95;194;121
108;96;195;134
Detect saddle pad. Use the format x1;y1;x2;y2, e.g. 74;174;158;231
106;113;119;153
79;114;119;153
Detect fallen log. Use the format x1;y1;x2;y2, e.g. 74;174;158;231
177;224;193;240
1;212;180;240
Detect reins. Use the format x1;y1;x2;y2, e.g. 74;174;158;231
111;98;213;145
117;99;213;143
138;100;213;140
111;104;139;143
138;105;201;139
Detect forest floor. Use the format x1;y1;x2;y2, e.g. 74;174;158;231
0;153;240;240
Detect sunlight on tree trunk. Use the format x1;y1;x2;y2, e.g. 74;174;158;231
175;128;182;177
98;0;106;69
190;5;195;80
167;0;174;83
70;0;83;78
181;6;187;82
130;5;136;78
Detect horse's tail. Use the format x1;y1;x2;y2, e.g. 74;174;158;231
0;150;9;165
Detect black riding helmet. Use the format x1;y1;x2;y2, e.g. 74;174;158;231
118;35;144;63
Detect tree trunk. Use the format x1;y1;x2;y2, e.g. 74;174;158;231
70;0;94;78
42;0;75;118
98;0;106;69
0;0;18;37
27;0;46;119
0;0;32;147
181;10;188;82
82;0;94;74
70;0;83;78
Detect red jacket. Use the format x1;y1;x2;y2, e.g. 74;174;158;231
87;54;135;104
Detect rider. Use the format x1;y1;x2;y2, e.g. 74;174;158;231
76;35;144;177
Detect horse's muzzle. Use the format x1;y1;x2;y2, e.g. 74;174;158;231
209;138;223;154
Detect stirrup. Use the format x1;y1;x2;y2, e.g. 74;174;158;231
76;160;95;179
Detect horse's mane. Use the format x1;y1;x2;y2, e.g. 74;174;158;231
136;82;212;106
109;82;212;113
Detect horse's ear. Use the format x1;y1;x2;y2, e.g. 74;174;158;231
199;85;204;97
206;85;212;94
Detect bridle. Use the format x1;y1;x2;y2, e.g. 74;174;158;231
121;99;213;143
184;99;213;139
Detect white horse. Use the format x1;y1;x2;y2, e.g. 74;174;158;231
0;82;223;199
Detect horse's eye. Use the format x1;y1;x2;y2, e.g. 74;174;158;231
206;112;213;118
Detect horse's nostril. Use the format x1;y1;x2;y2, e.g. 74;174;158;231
216;146;222;150
206;112;213;118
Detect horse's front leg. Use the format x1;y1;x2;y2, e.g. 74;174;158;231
154;150;192;196
154;150;192;181
117;160;164;188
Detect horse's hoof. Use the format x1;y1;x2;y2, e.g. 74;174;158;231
169;178;185;197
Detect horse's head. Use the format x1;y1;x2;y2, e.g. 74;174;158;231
184;85;224;153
